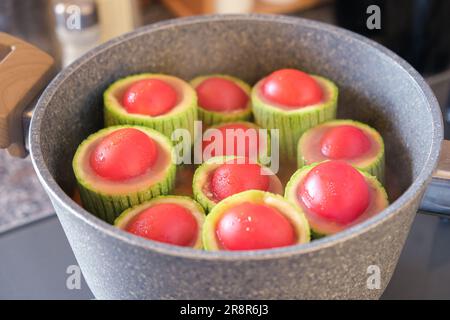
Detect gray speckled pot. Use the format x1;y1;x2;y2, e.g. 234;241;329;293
28;15;443;299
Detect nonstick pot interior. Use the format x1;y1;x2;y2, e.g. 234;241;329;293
28;15;443;299
33;15;439;205
30;15;442;254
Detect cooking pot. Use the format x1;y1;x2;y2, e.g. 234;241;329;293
1;15;449;299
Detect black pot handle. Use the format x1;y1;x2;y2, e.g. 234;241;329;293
420;140;450;217
0;32;54;157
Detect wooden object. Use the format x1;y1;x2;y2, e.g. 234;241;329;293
0;33;54;157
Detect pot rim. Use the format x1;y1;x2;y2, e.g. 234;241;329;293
30;14;443;261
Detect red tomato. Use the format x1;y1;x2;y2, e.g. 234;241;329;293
261;68;323;107
196;77;249;111
211;163;270;201
298;161;370;224
90;128;157;181
216;202;296;250
122;79;178;116
126;203;198;247
320;125;371;159
202;123;261;159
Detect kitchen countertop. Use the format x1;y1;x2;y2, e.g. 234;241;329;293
0;151;53;234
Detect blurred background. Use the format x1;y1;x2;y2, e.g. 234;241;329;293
1;0;450;299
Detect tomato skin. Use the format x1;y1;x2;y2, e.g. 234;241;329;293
196;77;249;112
202;123;261;159
298;161;370;224
320;125;371;159
126;203;198;247
122;79;178;116
216;202;296;251
89;128;157;181
211;163;270;201
261;69;323;107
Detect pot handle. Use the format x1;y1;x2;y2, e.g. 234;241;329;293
420;139;450;217
0;32;54;157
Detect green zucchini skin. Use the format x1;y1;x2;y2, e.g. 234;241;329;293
192;156;234;213
190;74;253;127
73;125;176;224
104;74;198;144
297;119;385;183
252;75;338;162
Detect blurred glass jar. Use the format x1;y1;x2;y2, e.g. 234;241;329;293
53;0;100;67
